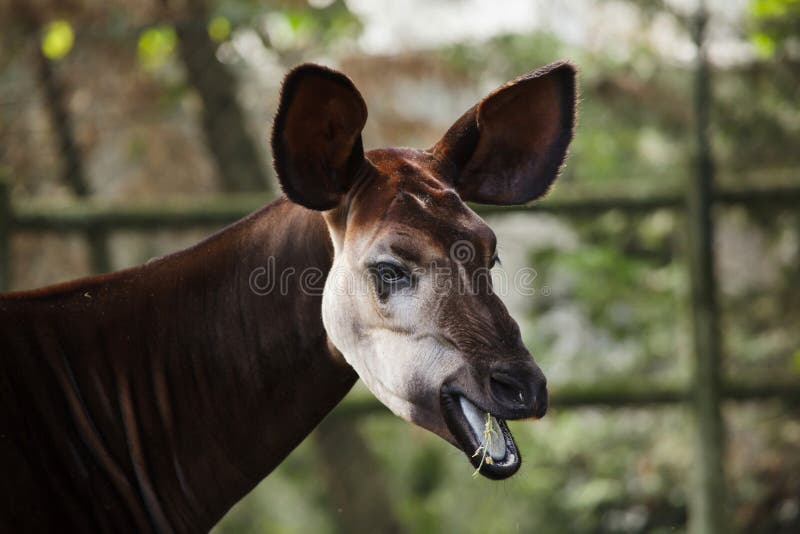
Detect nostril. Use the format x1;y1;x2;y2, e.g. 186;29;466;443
490;373;528;407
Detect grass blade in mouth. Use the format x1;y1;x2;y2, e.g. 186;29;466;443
471;412;498;477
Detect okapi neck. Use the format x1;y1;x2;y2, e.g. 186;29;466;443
0;197;357;532
139;197;359;529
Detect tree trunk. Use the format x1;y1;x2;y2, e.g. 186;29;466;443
172;1;271;193
29;13;110;274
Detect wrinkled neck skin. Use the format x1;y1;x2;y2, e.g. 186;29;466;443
0;198;357;533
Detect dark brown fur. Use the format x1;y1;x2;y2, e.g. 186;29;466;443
0;200;355;532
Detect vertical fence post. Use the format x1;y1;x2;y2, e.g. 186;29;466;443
687;3;727;533
0;173;11;292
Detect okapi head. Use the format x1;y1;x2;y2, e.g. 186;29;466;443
271;62;577;479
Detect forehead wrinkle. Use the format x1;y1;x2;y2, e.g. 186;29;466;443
396;189;495;257
381;149;453;194
402;161;450;194
348;149;495;263
345;187;398;262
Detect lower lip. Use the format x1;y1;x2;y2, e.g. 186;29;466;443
441;392;521;478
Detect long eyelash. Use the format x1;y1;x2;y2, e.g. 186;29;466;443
495;242;504;266
491;243;502;267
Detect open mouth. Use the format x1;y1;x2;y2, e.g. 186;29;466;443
441;392;521;480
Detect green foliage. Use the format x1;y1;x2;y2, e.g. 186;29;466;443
747;0;800;59
441;32;565;79
41;20;74;60
137;25;177;70
359;408;692;534
210;0;361;55
719;211;800;381
749;0;799;18
213;438;336;534
263;3;361;52
527;210;687;384
749;31;777;57
208;16;232;43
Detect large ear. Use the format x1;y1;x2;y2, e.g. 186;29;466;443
432;61;577;205
271;64;368;211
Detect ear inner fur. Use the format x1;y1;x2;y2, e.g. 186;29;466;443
432;61;577;205
271;64;368;211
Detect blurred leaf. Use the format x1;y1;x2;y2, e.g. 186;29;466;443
137;26;177;70
41;20;74;60
261;2;361;53
750;32;777;57
207;16;231;43
749;0;797;18
746;0;800;62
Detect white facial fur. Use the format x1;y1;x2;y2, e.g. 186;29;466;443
321;224;463;436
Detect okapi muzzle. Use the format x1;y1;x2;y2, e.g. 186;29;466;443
273;62;576;479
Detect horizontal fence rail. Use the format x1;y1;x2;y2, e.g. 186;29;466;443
2;184;799;233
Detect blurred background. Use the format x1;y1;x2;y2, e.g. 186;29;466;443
1;0;799;532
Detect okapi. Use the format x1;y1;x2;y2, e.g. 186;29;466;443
0;61;577;532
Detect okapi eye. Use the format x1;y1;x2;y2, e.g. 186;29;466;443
375;262;407;284
370;261;410;300
489;253;501;269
